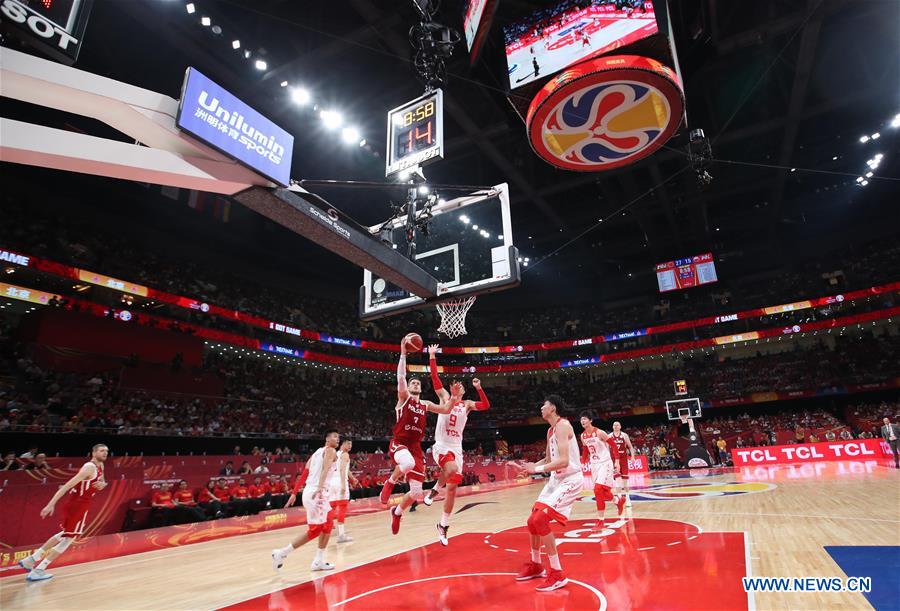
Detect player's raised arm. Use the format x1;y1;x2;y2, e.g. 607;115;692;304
40;463;96;518
397;341;409;400
424;392;454;414
428;344;449;402
466;378;490;411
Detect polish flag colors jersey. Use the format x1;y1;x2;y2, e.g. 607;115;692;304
69;461;104;500
392;395;427;445
610;432;629;456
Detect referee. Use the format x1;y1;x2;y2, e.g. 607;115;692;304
882;417;900;468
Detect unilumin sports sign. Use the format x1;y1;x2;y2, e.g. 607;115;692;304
176;67;294;186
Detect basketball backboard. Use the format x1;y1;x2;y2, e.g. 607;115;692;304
359;183;519;320
666;398;702;421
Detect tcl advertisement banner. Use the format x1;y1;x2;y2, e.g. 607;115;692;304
732;439;886;467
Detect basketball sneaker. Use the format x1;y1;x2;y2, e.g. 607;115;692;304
436;523;450;546
310;560;335;571
337;533;353;543
616;495;626;516
26;569;53;582
379;480;394;505
390;506;402;535
515;562;546;581
18;556;35;571
422;490;436;506
535;569;568;592
271;548;289;571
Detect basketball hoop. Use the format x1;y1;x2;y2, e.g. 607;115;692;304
435;296;476;338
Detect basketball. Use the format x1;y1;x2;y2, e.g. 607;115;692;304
403;333;423;352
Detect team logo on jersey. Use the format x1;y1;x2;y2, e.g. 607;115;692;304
591;481;776;503
526;55;683;172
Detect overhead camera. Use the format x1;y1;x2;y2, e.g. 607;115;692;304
687;128;713;187
408;0;459;90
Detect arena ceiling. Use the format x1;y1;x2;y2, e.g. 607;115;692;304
2;0;898;306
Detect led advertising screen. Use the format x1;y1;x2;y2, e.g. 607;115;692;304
505;0;657;89
656;252;718;293
176;67;294;186
463;0;497;64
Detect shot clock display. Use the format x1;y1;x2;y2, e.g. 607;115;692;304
385;90;444;176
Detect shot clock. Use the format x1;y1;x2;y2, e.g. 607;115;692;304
385;89;444;177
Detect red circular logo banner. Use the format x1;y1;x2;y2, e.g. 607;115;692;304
526;55;684;171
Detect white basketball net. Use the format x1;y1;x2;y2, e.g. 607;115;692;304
435;296;476;338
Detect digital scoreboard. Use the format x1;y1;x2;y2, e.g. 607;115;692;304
0;0;93;65
656;252;718;293
385;89;444;177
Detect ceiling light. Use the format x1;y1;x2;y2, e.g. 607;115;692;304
254;59;267;71
856;176;864;182
341;126;360;144
832;156;838;161
871;132;880;139
498;234;504;240
290;87;310;105
874;153;883;159
859;135;869;143
472;225;479;230
243;49;251;59
524;258;530;262
523;261;528;267
892;114;900;128
280;80;288;87
200;16;211;26
232;40;241;49
790;168;796;172
320;110;342;129
865;171;873;178
418;185;430;195
186;3;195;14
359;138;367;147
861;180;869;186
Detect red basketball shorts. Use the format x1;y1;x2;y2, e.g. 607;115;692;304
61;499;91;538
389;439;425;482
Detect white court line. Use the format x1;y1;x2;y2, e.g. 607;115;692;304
744;530;756;611
667;541;681;546
635;510;900;524
331;572;608;610
636;547;654;551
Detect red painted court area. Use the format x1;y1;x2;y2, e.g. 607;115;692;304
223;518;749;610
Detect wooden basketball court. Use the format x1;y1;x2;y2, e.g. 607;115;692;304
2;461;897;610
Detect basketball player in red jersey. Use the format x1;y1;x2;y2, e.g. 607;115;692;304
610;421;636;506
513;396;581;592
580;413;625;526
380;338;452;534
20;443;109;581
421;344;490;545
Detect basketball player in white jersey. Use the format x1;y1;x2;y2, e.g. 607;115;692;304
421;344;490;545
329;438;358;543
512;395;581;592
272;429;339;572
610;421;636;506
580;413;625;526
20;443;108;581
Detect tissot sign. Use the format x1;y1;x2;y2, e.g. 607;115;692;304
732;439;885;467
176;67;294;187
0;0;92;65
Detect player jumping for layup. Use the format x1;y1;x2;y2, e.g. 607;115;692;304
610;421;636;507
20;443;108;581
514;396;582;592
380;338;451;534
272;429;339;572
580;413;625;527
421;344;490;545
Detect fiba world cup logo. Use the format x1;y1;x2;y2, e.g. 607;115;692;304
527;55;683;172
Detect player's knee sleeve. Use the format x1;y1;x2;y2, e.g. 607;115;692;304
527;510;551;536
52;537;73;553
394;448;415;474
409;479;423;499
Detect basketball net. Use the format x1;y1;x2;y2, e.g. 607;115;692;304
436;296;476;338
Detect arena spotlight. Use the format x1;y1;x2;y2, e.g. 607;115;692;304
892;114;900;128
320;110;343;129
866;172;873;178
254;59;267;71
185;3;195;14
280;81;288;87
290;87;311;105
418;185;429;195
856;177;864;182
358;138;367;147
859;135;870;143
243;49;251;59
861;180;869;186
341;126;360;144
200;16;211;27
232;39;241;49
